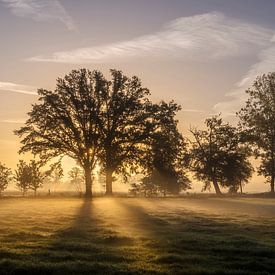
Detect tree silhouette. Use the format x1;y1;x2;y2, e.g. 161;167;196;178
223;147;254;194
28;160;45;195
15;160;31;196
238;73;275;193
141;101;190;196
96;70;152;195
189;116;252;195
46;161;64;185
15;69;104;197
0;162;12;197
130;178;158;197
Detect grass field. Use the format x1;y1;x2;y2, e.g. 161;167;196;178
1;197;275;274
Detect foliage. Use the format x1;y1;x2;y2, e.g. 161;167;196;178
44;161;64;190
15;69;161;197
238;73;275;192
15;69;109;197
14;160;46;195
28;160;46;195
129;179;158;197
95;70;152;195
139;101;190;196
14;160;32;195
0;162;12;196
189;115;253;195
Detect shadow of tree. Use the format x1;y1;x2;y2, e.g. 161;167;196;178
37;199;140;274
2;198;275;274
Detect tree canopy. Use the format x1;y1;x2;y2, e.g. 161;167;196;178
15;69;106;197
15;68;275;197
238;73;275;193
140;101;190;196
0;162;12;196
95;70;152;195
16;68;188;197
189;116;252;195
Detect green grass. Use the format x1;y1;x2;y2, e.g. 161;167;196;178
1;197;275;274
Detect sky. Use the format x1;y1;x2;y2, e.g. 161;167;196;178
0;0;275;193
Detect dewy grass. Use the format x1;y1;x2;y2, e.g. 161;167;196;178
1;197;275;274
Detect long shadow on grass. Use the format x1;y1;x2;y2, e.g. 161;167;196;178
2;198;275;274
115;199;275;274
0;199;142;275
38;198;140;274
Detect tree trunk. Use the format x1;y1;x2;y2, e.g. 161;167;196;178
212;179;222;196
271;174;275;194
271;149;275;194
84;166;92;198
105;168;113;196
239;180;243;195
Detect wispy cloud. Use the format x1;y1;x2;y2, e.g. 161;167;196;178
213;40;275;116
1;0;76;31
182;109;204;113
28;12;272;63
0;119;26;124
0;81;37;95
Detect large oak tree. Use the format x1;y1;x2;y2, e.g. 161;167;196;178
15;69;104;197
16;69;154;197
96;70;152;195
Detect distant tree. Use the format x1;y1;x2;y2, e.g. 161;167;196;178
141;101;190;196
189;116;252;196
15;69;104;197
96;70;152;196
15;160;31;196
0;162;12;196
28;160;45;195
224;149;254;194
140;177;159;197
238;73;275;193
68;167;85;195
129;182;142;197
44;161;64;191
129;179;158;197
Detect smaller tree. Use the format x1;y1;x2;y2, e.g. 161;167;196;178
224;149;254;194
68;167;85;196
15;160;46;196
129;183;142;197
0;162;12;196
15;160;31;196
48;162;63;184
129;179;158;197
28;160;45;195
189;116;253;195
44;161;64;192
141;101;190;196
141;174;162;197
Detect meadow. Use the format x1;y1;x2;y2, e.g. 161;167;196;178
1;197;275;274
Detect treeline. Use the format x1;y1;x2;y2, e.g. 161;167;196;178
0;69;274;197
0;160;89;196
